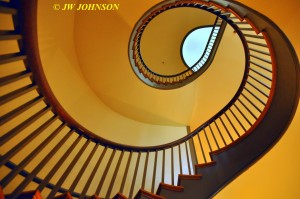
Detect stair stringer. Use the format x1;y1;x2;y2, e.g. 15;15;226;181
157;80;299;198
152;0;300;198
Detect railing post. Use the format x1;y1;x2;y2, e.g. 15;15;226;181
187;126;198;167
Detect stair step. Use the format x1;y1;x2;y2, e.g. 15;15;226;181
178;174;202;185
195;161;217;168
6;190;42;199
134;189;164;199
195;161;217;174
157;183;184;194
112;192;128;199
156;182;185;199
54;192;73;199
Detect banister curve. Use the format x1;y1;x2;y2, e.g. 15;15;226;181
1;0;299;198
14;0;296;152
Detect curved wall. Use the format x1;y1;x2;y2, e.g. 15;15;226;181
37;0;187;146
37;0;244;146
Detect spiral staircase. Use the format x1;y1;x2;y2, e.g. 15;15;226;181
0;0;299;199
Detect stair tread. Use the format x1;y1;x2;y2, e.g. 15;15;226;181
178;174;202;179
157;183;184;194
134;189;164;199
178;174;202;185
195;161;217;168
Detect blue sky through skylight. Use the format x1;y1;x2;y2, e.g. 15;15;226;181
182;27;213;68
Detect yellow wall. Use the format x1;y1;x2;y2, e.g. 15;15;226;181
37;0;245;146
37;0;188;146
36;0;300;196
215;0;300;198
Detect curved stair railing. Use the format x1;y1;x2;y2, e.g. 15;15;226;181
129;4;226;89
0;0;299;199
188;17;222;73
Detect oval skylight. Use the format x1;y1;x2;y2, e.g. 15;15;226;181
181;27;214;68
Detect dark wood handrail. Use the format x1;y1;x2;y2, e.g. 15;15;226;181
129;2;228;88
13;0;277;153
1;0;299;198
132;16;222;78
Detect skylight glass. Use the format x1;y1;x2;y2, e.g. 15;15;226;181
182;27;214;68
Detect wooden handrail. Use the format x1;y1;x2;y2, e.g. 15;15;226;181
13;0;263;153
1;0;299;198
129;2;228;88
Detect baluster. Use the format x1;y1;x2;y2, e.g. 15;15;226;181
197;133;207;163
0;114;56;168
178;145;183;174
244;87;266;106
0;96;44;126
185;142;192;174
204;129;212;152
250;60;272;72
171;147;174;185
129;152;141;199
106;150;124;199
47;138;90;198
247;81;269;98
219;116;234;142
96;149;116;196
9;127;72;198
68;143;99;193
244;34;264;39
119;151;132;194
249;68;272;81
0;106;51;146
237;98;258;120
187;127;198;167
37;134;82;191
229;108;247;132
0;71;32;87
250;54;272;64
233;103;252;126
162;149;165;183
209;124;220;150
248;74;271;90
151;150;158;193
0;122;64;189
239;27;255;31
0;53;26;65
224;112;240;137
246;40;267;47
80;147;108;199
0;2;17;14
214;121;227;146
0;84;38;105
141;152;149;189
241;93;262;113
